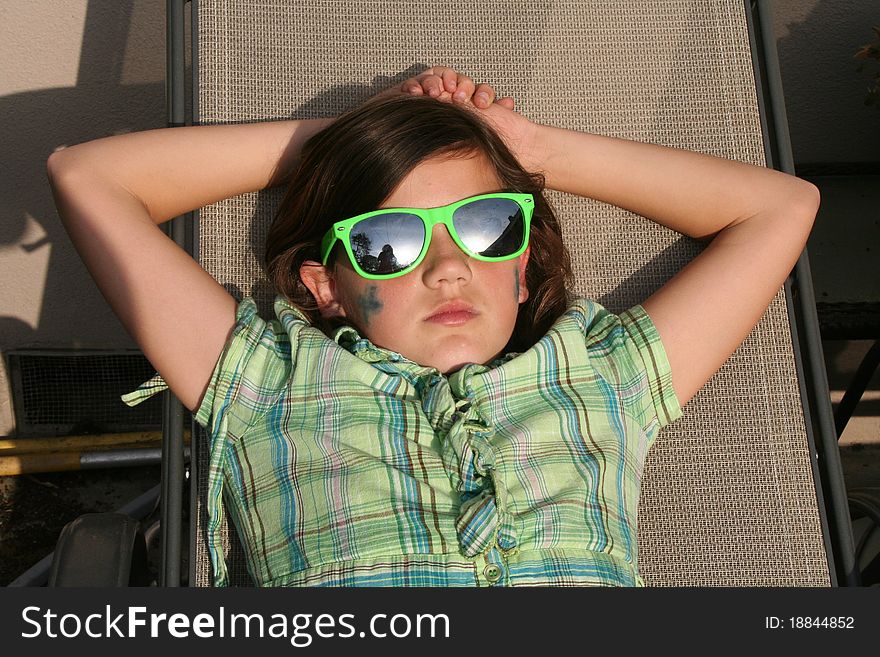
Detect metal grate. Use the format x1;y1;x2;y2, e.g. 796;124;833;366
7;351;163;437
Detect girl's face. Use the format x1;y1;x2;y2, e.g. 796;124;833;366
301;152;530;373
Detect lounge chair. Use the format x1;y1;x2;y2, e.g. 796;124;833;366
50;0;856;587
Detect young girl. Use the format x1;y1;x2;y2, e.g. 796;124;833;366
47;66;819;587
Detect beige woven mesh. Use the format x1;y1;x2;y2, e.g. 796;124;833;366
194;0;830;586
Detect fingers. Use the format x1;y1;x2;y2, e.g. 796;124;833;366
401;77;423;96
424;66;461;96
423;71;447;98
439;67;459;93
472;83;495;108
399;67;512;110
452;75;475;103
400;70;445;98
400;66;474;102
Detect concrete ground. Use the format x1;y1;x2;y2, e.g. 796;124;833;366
0;465;161;585
826;339;880;491
813;173;880;486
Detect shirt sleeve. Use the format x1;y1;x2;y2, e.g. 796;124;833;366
193;297;292;436
119;297;295;588
618;304;682;429
120;297;292;437
194;297;292;588
579;300;682;431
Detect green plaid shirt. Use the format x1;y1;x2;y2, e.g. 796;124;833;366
124;295;680;587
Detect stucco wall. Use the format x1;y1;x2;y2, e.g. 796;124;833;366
0;1;877;436
0;2;167;434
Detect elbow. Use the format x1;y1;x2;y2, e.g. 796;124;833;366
793;179;820;224
46;144;96;189
46;149;62;185
775;178;820;242
46;146;96;204
46;147;67;179
46;146;76;189
786;180;820;248
46;147;97;229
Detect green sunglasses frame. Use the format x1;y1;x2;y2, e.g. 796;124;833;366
320;192;534;280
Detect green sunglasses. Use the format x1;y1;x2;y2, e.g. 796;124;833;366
320;192;534;280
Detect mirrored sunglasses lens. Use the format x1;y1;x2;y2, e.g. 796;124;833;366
452;198;525;257
348;213;425;275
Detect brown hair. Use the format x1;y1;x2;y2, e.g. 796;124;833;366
265;93;572;352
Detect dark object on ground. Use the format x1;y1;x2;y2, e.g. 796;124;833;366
49;513;149;586
0;466;159;586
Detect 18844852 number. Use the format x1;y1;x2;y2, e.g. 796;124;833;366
765;617;855;630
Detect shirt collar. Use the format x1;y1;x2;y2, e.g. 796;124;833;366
331;323;506;388
332;325;403;364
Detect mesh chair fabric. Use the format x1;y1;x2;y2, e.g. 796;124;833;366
194;0;829;586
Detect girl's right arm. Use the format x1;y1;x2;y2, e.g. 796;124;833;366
46;118;331;411
47;68;491;413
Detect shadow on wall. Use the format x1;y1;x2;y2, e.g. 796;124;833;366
775;0;880;165
0;1;173;585
0;1;177;349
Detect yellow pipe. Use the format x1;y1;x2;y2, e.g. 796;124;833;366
0;452;83;476
0;430;191;456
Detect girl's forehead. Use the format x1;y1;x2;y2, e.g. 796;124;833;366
380;152;503;210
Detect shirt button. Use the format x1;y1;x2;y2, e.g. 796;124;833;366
483;564;502;583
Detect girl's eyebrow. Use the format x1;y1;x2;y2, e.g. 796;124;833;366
379;190;512;211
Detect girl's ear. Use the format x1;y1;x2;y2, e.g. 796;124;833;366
300;261;347;319
517;246;530;304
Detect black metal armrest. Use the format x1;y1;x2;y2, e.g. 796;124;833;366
49;513;149;587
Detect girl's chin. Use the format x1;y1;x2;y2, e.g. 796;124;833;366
416;341;505;374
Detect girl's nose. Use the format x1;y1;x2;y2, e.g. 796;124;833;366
420;224;472;288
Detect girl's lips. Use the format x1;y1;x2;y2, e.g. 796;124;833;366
424;301;478;325
425;310;478;326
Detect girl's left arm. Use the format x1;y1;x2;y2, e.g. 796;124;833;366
399;68;818;410
519;121;819;408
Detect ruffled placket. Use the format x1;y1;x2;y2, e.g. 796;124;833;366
336;327;516;561
417;365;509;558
